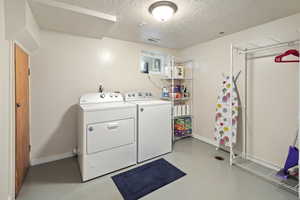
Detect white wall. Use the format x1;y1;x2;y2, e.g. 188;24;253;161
0;0;12;199
30;30;177;164
179;13;300;167
5;0;40;53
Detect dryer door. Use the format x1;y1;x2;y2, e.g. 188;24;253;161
87;118;135;154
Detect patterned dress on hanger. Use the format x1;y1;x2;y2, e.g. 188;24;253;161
214;75;239;147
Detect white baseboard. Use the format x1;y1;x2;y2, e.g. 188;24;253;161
192;134;218;147
192;134;230;153
8;195;14;200
192;134;281;171
246;154;281;171
30;152;75;166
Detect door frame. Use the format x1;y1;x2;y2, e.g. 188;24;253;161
8;40;31;200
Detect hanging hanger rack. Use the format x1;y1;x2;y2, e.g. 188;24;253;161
226;39;300;194
228;39;300;165
235;40;300;61
238;39;300;54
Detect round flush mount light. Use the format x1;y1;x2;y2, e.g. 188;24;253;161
149;1;178;22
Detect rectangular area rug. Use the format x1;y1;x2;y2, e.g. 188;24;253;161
112;158;186;200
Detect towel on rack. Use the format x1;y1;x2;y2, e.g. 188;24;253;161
214;75;239;147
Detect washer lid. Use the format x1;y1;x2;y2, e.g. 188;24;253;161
79;102;136;111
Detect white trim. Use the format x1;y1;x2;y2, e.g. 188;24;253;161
31;0;117;22
192;134;230;153
30;152;75;166
246;154;281;171
9;40;15;200
192;134;281;171
192;134;218;146
14;39;31;56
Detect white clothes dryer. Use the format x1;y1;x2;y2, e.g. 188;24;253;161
78;93;137;181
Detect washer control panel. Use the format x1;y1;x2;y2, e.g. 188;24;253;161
125;92;153;101
79;93;124;104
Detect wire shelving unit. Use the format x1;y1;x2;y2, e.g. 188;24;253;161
161;56;194;143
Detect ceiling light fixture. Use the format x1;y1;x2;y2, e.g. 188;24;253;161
149;1;178;22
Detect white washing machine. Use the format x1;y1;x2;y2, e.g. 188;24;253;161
125;92;172;163
78;93;137;182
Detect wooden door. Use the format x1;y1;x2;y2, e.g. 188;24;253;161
15;44;30;196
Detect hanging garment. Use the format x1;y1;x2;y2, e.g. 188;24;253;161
214;75;239;147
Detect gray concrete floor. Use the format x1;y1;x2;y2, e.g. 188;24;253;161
18;138;298;200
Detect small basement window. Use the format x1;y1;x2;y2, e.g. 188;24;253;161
140;51;166;75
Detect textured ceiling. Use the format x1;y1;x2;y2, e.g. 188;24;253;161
31;0;300;49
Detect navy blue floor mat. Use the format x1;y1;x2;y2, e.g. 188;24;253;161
112;158;186;200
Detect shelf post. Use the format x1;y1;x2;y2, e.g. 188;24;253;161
230;44;234;166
